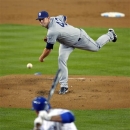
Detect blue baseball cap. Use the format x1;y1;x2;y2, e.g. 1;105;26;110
32;96;51;111
36;11;49;20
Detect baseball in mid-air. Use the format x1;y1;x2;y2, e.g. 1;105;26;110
27;63;33;69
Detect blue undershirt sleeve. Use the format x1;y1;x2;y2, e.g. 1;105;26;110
46;43;54;49
60;112;75;123
63;16;67;22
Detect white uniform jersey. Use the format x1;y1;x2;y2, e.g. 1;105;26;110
39;109;77;130
47;15;81;47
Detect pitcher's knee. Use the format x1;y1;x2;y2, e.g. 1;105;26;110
58;55;68;62
95;48;100;51
90;48;100;52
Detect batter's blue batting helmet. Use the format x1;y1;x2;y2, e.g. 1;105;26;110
32;96;51;111
36;11;49;20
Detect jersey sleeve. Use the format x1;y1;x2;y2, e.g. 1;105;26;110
47;30;58;44
56;15;67;23
49;109;75;123
60;111;75;123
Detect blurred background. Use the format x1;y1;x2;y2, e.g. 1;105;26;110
0;0;129;27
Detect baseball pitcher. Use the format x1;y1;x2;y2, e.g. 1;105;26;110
36;11;117;94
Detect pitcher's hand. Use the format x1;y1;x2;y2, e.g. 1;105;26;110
39;56;44;62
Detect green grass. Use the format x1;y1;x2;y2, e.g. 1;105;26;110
0;108;130;130
0;24;130;130
74;109;130;130
0;108;35;130
0;24;130;76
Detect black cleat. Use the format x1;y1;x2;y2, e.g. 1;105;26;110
59;87;68;94
108;28;117;42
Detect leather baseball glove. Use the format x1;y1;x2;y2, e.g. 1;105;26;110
44;36;47;42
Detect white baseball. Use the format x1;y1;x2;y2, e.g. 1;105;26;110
27;63;33;69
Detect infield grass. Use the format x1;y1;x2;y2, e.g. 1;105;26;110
0;24;130;76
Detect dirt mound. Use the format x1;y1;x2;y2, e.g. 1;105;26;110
0;75;130;110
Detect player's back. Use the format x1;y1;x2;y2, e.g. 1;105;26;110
48;16;81;46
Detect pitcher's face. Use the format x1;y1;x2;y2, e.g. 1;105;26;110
39;17;50;28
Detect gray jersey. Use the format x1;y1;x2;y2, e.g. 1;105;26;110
47;15;80;46
45;15;115;90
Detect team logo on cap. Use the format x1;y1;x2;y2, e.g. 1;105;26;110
33;101;41;104
39;13;41;16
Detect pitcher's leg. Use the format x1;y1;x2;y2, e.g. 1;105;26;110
58;44;74;94
80;29;117;51
96;29;117;48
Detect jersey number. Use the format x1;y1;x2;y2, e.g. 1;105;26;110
55;18;67;27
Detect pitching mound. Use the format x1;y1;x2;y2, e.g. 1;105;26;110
0;75;130;110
